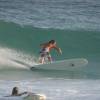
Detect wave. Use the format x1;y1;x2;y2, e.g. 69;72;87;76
0;21;100;59
0;21;99;79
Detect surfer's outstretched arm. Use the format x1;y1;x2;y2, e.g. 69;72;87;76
17;92;28;96
54;46;62;54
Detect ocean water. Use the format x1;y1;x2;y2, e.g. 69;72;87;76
0;0;100;100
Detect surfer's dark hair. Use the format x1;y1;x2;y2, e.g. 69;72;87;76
49;40;56;44
12;87;18;96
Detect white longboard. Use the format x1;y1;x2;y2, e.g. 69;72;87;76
24;93;46;100
31;58;88;70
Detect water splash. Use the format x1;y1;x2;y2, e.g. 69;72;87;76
0;47;37;70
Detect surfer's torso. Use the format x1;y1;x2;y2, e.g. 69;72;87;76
40;43;56;53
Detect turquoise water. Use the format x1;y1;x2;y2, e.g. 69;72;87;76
0;21;100;79
0;0;100;99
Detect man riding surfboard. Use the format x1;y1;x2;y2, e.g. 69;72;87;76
39;40;62;64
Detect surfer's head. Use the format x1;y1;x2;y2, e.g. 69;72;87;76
12;87;19;96
49;40;56;44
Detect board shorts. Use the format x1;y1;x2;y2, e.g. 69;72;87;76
39;48;51;58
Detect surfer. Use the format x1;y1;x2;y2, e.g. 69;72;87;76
39;40;62;64
4;86;46;100
4;87;28;97
11;87;28;96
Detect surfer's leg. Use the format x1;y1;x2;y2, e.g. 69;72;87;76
47;53;52;62
48;57;52;62
39;53;45;64
39;57;45;64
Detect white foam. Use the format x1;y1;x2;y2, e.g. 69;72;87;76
0;47;37;70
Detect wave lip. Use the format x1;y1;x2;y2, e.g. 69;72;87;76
0;0;100;31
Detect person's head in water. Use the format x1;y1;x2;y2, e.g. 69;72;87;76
12;87;19;96
49;40;56;45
